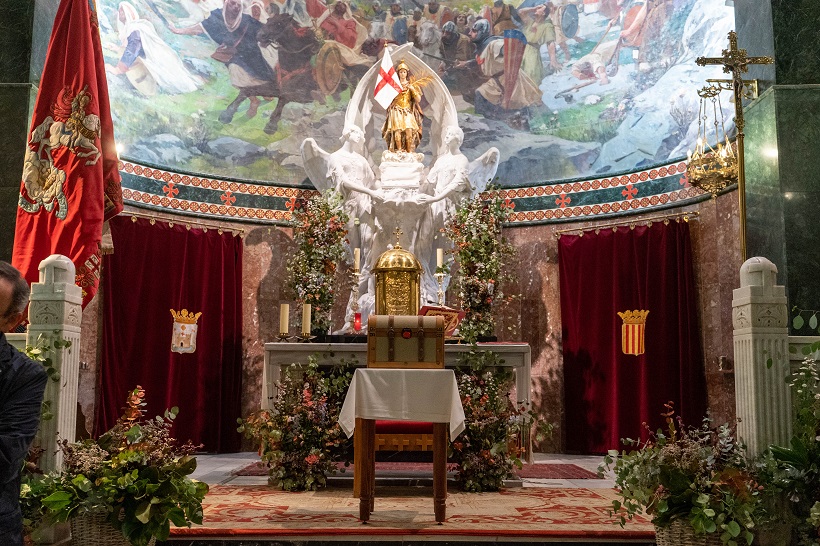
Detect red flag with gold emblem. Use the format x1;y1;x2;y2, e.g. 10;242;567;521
13;0;123;308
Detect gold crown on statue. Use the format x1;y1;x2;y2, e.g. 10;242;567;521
170;309;202;324
617;310;649;324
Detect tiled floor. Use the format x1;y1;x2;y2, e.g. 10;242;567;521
190;452;617;490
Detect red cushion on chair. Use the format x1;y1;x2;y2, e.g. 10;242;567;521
374;420;434;434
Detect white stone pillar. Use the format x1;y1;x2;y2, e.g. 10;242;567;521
732;257;791;456
27;255;82;472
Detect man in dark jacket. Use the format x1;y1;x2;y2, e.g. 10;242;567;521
0;262;46;546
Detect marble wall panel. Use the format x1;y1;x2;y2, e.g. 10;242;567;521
0;1;34;83
744;88;787;278
0;85;34;261
734;0;776;89
770;0;820;85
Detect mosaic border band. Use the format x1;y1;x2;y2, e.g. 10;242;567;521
119;159;711;226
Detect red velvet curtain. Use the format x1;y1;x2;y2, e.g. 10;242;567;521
559;220;706;454
95;216;243;452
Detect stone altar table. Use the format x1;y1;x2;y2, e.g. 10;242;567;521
262;342;531;409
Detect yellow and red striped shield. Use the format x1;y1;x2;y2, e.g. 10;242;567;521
617;310;649;356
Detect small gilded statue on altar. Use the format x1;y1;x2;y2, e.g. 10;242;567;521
381;59;424;153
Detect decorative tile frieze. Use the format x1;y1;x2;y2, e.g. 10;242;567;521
119;158;712;226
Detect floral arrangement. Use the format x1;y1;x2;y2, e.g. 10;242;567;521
238;357;354;491
765;353;820;543
442;187;515;342
451;349;539;492
286;190;349;336
599;403;764;545
21;387;208;546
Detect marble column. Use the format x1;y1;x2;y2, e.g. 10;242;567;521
735;2;820;332
0;0;58;261
27;255;83;472
732;257;791;456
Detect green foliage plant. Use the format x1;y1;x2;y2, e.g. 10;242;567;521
285;190;349;336
767;349;820;543
451;348;546;492
442;186;515;343
22;387;208;546
238;357;354;491
23;333;71;422
598;403;764;546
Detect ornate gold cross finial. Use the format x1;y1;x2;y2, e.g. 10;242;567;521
694;30;773;262
393;226;403;247
695;31;773;133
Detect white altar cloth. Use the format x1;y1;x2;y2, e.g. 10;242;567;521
338;368;466;439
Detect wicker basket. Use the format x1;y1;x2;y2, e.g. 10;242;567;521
654;520;723;546
70;511;156;546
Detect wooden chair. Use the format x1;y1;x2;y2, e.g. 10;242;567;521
353;314;445;501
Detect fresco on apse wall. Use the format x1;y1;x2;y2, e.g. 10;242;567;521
98;0;734;188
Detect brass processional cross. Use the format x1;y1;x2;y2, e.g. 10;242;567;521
695;31;773;261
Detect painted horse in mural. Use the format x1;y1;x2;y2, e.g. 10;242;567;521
255;13;324;134
254;14;376;134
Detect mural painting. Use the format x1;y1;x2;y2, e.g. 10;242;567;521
99;0;734;188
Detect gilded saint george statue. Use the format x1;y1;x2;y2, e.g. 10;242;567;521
381;59;423;153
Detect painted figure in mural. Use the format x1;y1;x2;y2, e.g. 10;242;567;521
438;21;472;69
411;0;445;26
519;3;561;81
571;39;621;85
460;19;542;123
319;1;361;49
453;10;470;34
109;2;202;97
384;1;408;44
170;0;277;122
550;0;579;64
489;0;522;35
381;60;423;153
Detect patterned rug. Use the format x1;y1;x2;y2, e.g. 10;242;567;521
234;461;600;479
169;485;654;539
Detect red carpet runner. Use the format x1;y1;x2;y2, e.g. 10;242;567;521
170;485;654;540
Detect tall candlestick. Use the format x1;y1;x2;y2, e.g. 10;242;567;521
279;303;289;334
354;248;361;271
302;303;311;335
436;248;444;268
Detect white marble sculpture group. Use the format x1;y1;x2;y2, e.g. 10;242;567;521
301;44;500;331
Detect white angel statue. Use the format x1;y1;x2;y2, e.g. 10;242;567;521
301;124;383;326
416;125;500;303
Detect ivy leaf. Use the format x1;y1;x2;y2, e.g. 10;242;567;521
726;520;741;537
810;314;818;330
135;501;152;524
794;315;805;330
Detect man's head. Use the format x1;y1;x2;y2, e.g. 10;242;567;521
372;0;381;10
333;1;348;16
390;1;402;15
469;18;490;43
0;262;29;333
442;21;457;43
428;0;439;12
